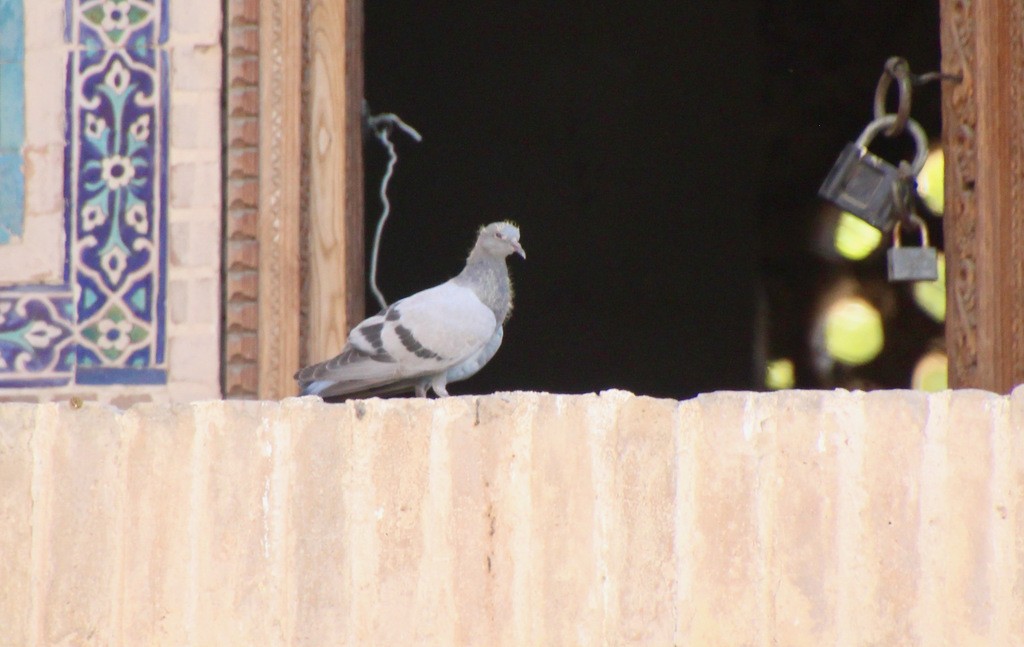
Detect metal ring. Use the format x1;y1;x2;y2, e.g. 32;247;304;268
854;115;930;175
874;57;912;136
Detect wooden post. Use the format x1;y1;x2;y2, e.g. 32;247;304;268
257;0;304;398
941;0;1024;392
305;0;365;369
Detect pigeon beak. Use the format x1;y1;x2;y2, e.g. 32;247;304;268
512;241;526;260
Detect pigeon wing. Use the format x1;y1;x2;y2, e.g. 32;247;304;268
296;281;497;398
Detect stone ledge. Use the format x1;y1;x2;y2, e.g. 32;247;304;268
1;389;1022;645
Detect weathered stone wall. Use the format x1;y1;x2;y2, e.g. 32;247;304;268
1;389;1022;645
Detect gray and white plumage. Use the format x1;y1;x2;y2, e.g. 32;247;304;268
295;222;525;399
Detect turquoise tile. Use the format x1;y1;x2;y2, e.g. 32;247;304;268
0;152;25;243
0;62;25;150
0;0;24;63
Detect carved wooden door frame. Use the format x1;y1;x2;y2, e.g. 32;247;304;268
224;0;364;398
941;0;1024;392
221;0;1024;396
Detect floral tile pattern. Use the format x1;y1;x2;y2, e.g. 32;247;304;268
0;0;167;387
0;293;74;384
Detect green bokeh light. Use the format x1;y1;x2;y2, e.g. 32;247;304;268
824;297;884;366
912;351;948;392
917;148;944;215
834;211;883;260
766;358;795;390
912;252;946;322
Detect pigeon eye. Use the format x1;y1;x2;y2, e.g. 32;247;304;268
495;232;505;240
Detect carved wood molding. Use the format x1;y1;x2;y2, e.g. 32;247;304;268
256;0;303;399
941;0;1024;392
224;0;364;399
224;0;261;397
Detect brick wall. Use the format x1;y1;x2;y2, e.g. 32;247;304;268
2;389;1022;645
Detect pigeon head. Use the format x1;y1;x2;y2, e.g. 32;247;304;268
475;221;525;260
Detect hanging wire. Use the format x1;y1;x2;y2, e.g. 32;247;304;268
365;109;423;310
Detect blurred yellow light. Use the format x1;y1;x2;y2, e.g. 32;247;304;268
917;147;944;215
766;358;795;390
912;252;946;322
823;296;884;366
834;211;883;260
912;350;948;391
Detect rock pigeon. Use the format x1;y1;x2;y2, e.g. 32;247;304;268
295;222;525;399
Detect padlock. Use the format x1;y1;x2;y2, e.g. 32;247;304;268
887;214;938;282
818;114;929;231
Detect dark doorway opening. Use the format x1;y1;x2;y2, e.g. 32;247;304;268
364;1;942;399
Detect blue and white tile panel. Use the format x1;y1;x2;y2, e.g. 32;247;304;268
0;0;168;388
